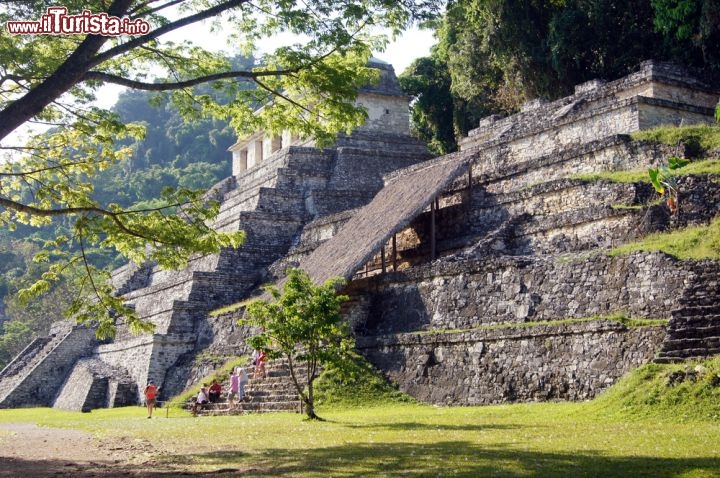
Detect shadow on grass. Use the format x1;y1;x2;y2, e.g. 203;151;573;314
174;441;720;477
2;440;719;477
341;420;524;432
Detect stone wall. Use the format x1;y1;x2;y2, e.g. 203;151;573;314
460;61;718;153
53;358;136;411
357;321;665;405
355;252;687;334
93;333;197;402
357;93;410;135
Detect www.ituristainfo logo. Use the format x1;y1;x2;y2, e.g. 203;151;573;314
6;7;150;36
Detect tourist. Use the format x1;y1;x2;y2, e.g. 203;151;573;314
238;367;249;400
253;350;267;379
197;385;210;405
228;369;240;406
143;380;159;419
208;379;222;403
192;385;210;416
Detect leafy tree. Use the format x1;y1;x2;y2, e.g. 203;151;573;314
0;241;76;368
243;268;352;420
651;0;720;70
0;320;34;368
400;55;460;154
0;0;440;337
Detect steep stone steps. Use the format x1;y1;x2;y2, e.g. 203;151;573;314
194;360;304;416
668;312;720;327
666;323;720;339
0;322;76;403
0;322;97;408
0;337;53;381
656;263;720;363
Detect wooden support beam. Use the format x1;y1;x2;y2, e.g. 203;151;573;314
392;234;398;272
430;198;436;260
381;246;386;274
467;164;473;207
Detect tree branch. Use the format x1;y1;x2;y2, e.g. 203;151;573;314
90;0;251;68
129;0;186;18
0;0;134;141
83;69;294;91
0;0;250;142
0;195;178;245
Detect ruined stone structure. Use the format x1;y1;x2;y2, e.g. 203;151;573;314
1;60;719;411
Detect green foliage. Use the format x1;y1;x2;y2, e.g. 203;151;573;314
647;154;688;211
399;56;458;154
573;169;652;184
602;311;669;328
0;320;35;368
242;268;351;419
0;1;440;338
209;298;253;317
609;216;720;260
0;241;77;368
3;375;720;477
650;0;720;70
574;158;720;184
314;351;416;408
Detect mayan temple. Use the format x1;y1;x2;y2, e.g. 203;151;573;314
1;60;719;411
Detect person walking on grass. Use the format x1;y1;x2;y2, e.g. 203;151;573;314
144;380;159;419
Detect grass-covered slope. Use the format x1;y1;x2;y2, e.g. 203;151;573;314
610;216;720;260
590;356;720;422
631;124;720;154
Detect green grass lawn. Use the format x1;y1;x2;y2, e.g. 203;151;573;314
0;401;717;477
1;359;719;477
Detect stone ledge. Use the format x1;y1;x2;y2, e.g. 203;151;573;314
357;319;647;348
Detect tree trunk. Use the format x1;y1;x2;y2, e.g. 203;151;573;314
304;379;320;420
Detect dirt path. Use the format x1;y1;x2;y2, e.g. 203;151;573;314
0;420;260;477
0;422;211;477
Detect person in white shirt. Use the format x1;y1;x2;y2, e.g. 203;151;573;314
238;367;249;401
192;385;210;416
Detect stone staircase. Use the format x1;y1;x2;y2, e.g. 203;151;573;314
194;359;303;416
656;262;720;363
0;321;97;408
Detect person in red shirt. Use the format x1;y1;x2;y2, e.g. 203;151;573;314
144;381;159;418
208;379;222;403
